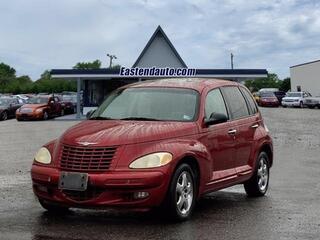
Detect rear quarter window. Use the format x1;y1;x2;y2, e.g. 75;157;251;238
240;87;258;115
221;86;249;119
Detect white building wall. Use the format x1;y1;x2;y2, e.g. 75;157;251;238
290;61;320;96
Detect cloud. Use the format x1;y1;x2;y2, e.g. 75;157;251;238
0;0;319;79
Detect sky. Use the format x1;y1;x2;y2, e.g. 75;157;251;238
0;0;320;80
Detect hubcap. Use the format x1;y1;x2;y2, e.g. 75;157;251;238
257;158;268;192
176;171;193;215
3;112;7;120
44;112;48;120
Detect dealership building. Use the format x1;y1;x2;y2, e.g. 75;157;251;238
51;26;267;118
290;60;320;96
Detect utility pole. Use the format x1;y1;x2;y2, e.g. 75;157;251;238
230;53;234;69
107;53;117;68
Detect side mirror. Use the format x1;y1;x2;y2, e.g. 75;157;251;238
86;109;95;119
204;112;228;126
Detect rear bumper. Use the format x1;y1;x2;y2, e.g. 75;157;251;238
259;101;279;107
31;164;169;209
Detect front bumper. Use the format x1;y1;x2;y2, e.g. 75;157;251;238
16;112;43;120
281;101;300;107
31;164;169;209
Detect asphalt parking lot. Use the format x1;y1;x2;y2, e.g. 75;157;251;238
0;107;320;240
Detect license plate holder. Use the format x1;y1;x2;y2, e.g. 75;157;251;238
58;172;88;191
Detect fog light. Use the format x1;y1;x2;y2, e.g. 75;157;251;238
37;185;48;193
133;191;149;199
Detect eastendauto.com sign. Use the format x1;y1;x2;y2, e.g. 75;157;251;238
120;67;196;77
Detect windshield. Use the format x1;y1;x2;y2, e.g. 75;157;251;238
286;92;301;97
260;92;275;97
0;98;10;106
27;97;49;104
62;95;77;102
91;87;199;121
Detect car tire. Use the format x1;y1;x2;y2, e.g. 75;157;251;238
39;199;70;213
300;101;304;108
282;105;287;108
308;106;315;109
1;111;8;121
244;152;270;197
163;163;197;221
43;111;49;120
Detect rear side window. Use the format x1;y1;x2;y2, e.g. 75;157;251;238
205;88;228;119
240;87;258;115
221;86;249;119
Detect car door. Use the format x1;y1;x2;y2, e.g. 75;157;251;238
221;86;256;175
9;99;21;117
54;97;61;115
200;88;237;184
235;87;261;174
47;97;55;116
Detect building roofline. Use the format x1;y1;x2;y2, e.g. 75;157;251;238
290;59;320;68
132;25;187;68
50;68;267;79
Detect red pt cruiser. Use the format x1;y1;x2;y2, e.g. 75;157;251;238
31;79;273;221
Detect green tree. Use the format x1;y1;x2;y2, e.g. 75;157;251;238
279;77;291;92
73;60;101;69
0;62;16;77
0;63;16;91
245;73;281;92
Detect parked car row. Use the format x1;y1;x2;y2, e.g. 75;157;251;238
253;90;320;109
0;92;79;121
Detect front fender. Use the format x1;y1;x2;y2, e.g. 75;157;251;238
116;138;212;195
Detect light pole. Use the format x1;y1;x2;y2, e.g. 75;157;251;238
230;53;234;69
107;53;117;68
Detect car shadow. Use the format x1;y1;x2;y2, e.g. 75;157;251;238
31;189;273;240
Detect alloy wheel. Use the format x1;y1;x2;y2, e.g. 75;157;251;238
176;171;193;216
43;112;48;120
257;158;269;192
2;111;8;120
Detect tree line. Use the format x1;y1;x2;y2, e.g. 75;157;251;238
244;73;291;92
0;60;121;94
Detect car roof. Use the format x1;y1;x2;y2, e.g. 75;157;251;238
124;78;240;92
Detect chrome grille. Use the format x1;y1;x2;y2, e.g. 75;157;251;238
60;144;117;171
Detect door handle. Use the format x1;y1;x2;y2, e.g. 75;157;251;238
251;124;259;129
228;129;237;135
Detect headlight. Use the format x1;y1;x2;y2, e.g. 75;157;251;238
34;147;51;164
129;152;173;169
35;108;43;113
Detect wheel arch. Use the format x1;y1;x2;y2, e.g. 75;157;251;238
173;154;203;198
260;144;273;167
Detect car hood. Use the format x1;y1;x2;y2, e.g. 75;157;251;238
59;120;198;146
21;104;47;109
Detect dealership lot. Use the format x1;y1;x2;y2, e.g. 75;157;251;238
0;107;320;240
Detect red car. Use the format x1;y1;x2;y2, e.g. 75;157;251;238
16;95;64;120
258;92;280;107
31;79;273;221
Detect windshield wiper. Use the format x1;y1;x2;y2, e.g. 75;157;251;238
120;117;160;121
89;116;114;120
